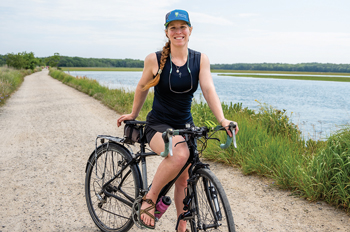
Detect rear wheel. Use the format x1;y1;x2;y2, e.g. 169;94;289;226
190;168;235;232
85;143;141;232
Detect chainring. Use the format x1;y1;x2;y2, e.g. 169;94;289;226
132;196;145;229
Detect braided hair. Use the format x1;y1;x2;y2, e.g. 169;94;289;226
142;41;171;91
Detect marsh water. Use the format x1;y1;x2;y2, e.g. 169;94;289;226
66;71;350;140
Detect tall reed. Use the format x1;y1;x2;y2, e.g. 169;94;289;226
0;67;33;106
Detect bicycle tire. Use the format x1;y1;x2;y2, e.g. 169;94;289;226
189;168;236;232
85;143;142;232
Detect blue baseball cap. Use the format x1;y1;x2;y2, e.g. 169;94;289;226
164;9;191;28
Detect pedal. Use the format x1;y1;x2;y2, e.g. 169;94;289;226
175;211;192;231
131;196;146;230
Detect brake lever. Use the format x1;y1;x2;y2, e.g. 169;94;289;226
160;129;174;157
232;127;237;148
219;122;237;149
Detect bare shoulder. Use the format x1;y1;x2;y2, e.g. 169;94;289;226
144;53;158;76
145;52;157;63
199;53;211;74
200;53;210;65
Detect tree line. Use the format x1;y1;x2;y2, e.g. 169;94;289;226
0;53;143;69
0;52;60;70
211;63;350;73
1;52;349;73
57;56;144;68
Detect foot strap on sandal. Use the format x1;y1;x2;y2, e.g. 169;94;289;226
140;198;156;220
139;196;156;229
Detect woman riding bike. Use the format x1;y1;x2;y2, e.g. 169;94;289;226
117;9;239;231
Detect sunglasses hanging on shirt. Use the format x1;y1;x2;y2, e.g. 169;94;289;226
169;52;193;94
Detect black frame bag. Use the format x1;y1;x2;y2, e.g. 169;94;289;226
124;124;141;144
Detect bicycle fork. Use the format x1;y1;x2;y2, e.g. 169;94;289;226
175;173;223;231
209;182;222;221
175;183;195;231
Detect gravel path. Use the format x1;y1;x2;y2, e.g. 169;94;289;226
0;70;349;232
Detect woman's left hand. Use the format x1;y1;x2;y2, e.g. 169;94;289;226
221;119;239;137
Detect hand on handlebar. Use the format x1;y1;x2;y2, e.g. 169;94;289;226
221;119;239;137
160;121;238;157
219;121;237;149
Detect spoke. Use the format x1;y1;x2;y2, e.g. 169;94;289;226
86;145;137;231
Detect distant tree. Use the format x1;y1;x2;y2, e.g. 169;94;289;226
36;57;46;67
22;52;38;70
5;51;38;70
6;52;25;69
0;54;7;66
46;52;60;67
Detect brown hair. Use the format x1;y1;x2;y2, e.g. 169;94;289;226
142;41;171;91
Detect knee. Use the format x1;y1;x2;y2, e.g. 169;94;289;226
171;146;189;169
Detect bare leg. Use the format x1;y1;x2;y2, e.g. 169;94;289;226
140;132;189;228
174;166;190;232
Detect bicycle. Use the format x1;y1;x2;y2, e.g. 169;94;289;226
85;120;237;232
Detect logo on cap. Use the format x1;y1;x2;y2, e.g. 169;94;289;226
175;12;179;17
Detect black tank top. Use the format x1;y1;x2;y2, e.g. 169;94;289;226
150;48;201;128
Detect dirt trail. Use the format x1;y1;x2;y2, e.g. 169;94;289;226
0;70;349;232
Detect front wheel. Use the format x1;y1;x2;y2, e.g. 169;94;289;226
85;143;141;232
190;168;236;232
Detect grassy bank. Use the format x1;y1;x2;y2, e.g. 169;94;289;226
0;67;38;106
220;73;350;82
61;67;350;82
49;69;350;212
211;69;350;76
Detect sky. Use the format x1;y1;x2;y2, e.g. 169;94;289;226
0;0;349;64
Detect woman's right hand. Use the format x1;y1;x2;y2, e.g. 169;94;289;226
117;114;135;127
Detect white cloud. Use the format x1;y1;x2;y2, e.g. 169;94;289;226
1;0;350;63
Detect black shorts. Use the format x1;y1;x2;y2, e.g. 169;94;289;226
144;111;194;144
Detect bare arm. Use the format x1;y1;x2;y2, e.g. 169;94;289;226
198;53;239;135
117;53;158;127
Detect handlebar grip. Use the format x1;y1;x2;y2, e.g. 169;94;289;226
160;142;170;157
220;135;233;149
220;122;237;149
160;129;174;157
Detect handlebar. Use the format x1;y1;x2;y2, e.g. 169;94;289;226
219;122;237;149
160;122;237;158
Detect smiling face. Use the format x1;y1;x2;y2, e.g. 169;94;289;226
165;20;192;47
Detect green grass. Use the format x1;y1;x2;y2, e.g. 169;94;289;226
49;69;350;212
0;67;36;106
219;73;350;82
60;67;143;72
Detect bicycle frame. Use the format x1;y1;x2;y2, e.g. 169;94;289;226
91;124;206;208
86;120;236;231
